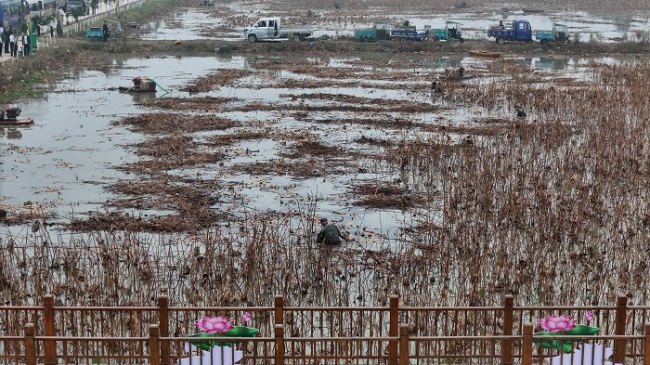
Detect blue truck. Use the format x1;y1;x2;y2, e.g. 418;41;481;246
389;25;428;41
487;20;532;44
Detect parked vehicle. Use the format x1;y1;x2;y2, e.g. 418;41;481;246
106;19;124;39
427;21;464;42
85;27;103;40
244;17;313;43
65;0;89;15
0;0;29;27
390;25;428;41
535;23;570;44
85;19;124;41
28;0;58;18
487;20;533;44
354;22;390;42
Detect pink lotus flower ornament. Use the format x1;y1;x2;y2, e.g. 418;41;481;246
241;312;251;324
538;315;577;333
190;315;259;351
534;313;599;353
195;316;234;334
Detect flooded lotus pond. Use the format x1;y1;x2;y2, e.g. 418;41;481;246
0;55;582;215
0;51;641;242
2;0;650;308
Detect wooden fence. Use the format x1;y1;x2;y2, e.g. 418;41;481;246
1;294;650;364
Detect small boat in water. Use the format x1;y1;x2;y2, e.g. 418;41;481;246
0;106;34;125
468;50;502;58
118;86;157;93
119;76;157;93
522;8;545;13
0;117;34;125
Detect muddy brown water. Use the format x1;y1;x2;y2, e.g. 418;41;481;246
0;52;639;243
0;52;593;234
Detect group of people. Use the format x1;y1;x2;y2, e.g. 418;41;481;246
0;25;20;58
0;24;39;58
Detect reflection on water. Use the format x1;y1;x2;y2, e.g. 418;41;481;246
4;127;24;139
0;55;265;226
508;56;575;71
6;128;22;139
120;89;158;104
531;56;572;71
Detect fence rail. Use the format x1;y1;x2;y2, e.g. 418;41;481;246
0;294;649;364
15;324;650;365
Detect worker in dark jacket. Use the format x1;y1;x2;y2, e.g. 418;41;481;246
317;218;347;246
102;20;110;41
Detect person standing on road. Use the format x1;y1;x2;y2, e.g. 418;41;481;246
9;31;16;57
22;32;30;56
102;20;110;41
0;25;4;56
316;218;348;246
4;25;11;54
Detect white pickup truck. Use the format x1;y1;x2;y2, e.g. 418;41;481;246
244;17;313;43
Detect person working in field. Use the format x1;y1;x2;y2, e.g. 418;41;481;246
317;218;348;246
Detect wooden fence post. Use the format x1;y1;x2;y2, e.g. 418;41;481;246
149;324;161;365
25;323;36;365
501;294;514;365
388;295;399;365
158;296;170;365
522;323;533;365
274;324;284;365
643;323;650;365
275;295;284;326
613;295;628;363
644;324;650;365
43;294;56;365
398;324;410;365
